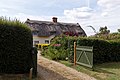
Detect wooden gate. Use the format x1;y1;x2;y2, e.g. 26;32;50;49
74;42;93;68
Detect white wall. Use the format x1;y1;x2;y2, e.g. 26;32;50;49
33;35;55;45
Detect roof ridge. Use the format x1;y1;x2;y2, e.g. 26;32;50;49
26;19;79;25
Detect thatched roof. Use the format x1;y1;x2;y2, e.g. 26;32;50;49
25;18;86;37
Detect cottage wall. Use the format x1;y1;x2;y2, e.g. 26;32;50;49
33;35;55;45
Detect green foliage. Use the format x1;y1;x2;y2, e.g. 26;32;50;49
60;60;120;80
77;38;110;63
93;26;110;38
118;29;120;33
90;32;120;40
99;26;110;34
42;35;69;60
107;33;120;40
44;35;120;64
0;17;33;73
70;37;120;64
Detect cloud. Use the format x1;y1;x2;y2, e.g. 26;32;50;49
0;0;120;36
64;7;94;19
1;9;8;12
62;0;120;36
97;0;120;15
13;13;53;22
97;0;120;9
101;12;108;17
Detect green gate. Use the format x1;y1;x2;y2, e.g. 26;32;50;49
76;46;93;68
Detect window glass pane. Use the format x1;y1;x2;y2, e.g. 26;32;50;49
45;40;49;44
34;41;39;44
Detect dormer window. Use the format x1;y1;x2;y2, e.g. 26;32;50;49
32;31;38;35
50;31;56;35
78;32;83;35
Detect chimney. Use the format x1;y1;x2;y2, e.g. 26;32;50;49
27;18;30;21
52;17;57;23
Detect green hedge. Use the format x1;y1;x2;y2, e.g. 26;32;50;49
0;18;33;73
69;37;120;64
43;35;120;64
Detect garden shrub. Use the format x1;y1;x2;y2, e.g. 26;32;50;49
43;35;120;64
42;35;69;60
69;37;120;64
0;18;33;73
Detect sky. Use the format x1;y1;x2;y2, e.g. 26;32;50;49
0;0;120;36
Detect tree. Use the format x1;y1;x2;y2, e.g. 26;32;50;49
92;26;110;39
99;26;110;34
118;29;120;33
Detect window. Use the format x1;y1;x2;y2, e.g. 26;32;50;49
78;32;83;35
34;41;39;44
50;31;56;35
45;40;49;44
32;31;38;35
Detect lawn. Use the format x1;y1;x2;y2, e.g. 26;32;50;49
60;61;120;80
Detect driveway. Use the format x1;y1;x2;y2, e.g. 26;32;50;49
37;51;96;80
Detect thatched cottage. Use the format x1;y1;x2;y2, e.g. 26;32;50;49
25;17;86;45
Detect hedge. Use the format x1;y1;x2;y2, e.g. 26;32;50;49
43;35;120;64
69;37;120;64
0;18;33;73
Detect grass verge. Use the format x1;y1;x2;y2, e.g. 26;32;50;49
59;60;120;80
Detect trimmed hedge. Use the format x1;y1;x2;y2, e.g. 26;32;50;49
43;35;120;64
69;37;120;64
0;18;33;73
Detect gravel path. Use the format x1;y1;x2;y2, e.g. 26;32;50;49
37;51;96;80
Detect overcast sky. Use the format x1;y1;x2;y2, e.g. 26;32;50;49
0;0;120;36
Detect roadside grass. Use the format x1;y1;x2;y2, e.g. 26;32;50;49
59;60;120;80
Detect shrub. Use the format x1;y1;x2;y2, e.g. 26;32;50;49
42;35;69;60
70;37;120;64
89;32;120;40
0;18;33;73
44;35;120;64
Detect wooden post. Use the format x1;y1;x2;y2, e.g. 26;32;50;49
29;68;33;80
74;42;76;66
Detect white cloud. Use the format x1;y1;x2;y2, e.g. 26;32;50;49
64;7;94;19
98;0;120;15
13;13;53;22
1;9;8;12
0;0;120;36
101;12;108;17
97;0;120;9
62;0;120;36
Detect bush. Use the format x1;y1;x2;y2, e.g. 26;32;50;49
89;32;120;40
70;37;120;64
0;18;33;73
43;35;120;64
42;35;69;60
